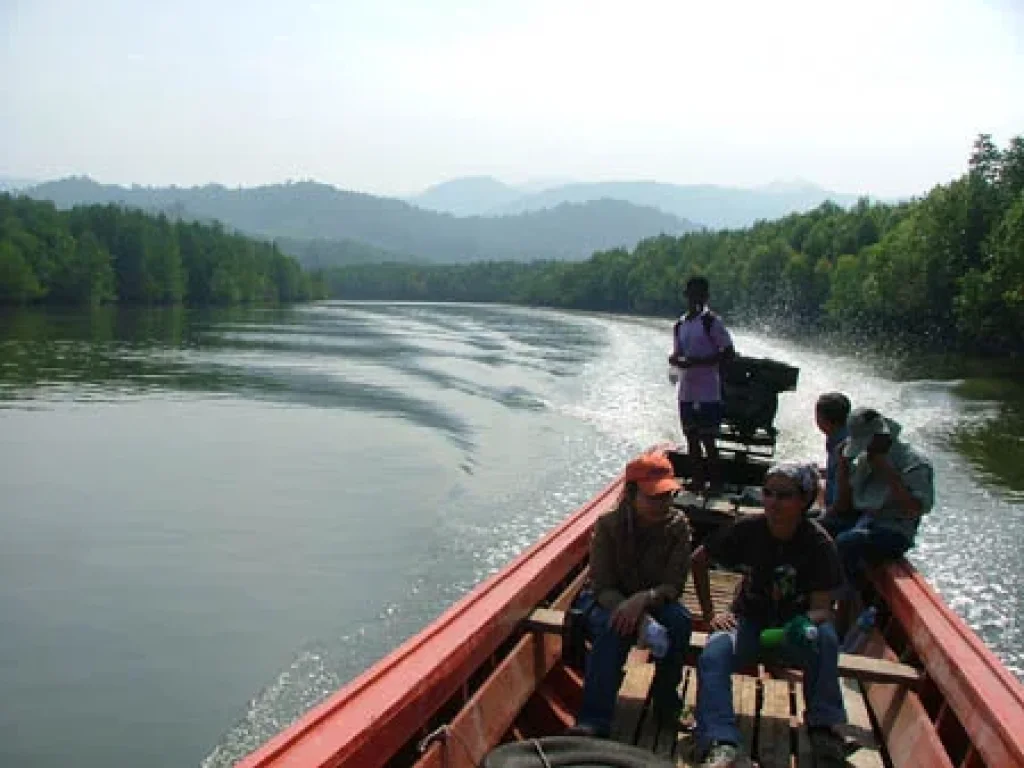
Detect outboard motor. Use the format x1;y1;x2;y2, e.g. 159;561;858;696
668;355;800;492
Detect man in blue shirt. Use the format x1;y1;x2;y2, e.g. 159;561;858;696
815;392;851;528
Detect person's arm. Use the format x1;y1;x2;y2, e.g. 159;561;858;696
806;590;835;625
806;531;843;625
868;456;932;518
690;545;715;622
693;545;739;631
831;448;852;517
668;320;683;366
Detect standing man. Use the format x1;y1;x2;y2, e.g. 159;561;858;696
669;276;735;493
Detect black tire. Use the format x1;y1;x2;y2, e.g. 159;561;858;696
481;735;675;767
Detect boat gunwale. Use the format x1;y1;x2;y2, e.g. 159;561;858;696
237;456;1024;768
873;559;1024;767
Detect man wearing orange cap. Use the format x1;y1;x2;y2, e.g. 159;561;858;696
568;451;693;738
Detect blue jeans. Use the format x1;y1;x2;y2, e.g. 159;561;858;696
574;592;693;735
830;518;912;588
695;618;846;752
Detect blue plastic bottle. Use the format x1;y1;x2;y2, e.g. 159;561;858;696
841;606;878;654
641;616;670;659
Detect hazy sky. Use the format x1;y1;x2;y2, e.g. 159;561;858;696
3;0;1023;197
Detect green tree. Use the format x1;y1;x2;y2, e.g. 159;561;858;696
0;240;43;303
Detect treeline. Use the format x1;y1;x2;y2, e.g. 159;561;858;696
324;135;1024;356
0;195;327;306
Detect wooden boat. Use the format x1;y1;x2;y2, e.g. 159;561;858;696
237;359;1024;768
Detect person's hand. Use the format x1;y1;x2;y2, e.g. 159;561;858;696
709;611;738;632
784;614;817;649
610;593;649;637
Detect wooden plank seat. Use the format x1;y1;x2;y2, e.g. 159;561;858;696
523;610;926;689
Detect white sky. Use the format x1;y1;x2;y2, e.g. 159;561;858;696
2;0;1023;197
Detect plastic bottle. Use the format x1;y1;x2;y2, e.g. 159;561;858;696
841;606;878;654
760;615;819;650
759;627;787;648
640;615;670;659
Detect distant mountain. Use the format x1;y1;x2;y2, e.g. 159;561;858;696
25;177;697;264
407;176;524;217
411;176;866;229
485;180;865;229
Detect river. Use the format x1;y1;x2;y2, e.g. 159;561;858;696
0;302;1020;768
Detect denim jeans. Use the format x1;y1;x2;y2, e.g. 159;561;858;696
574;592;693;735
695;618;846;752
830;518;912;590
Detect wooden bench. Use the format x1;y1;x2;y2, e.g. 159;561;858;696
523;608;925;688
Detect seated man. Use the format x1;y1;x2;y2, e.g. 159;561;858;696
692;463;847;767
813;391;852;528
832;407;935;593
569;451;693;738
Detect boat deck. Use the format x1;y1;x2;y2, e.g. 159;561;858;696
610;573;887;767
612;656;884;767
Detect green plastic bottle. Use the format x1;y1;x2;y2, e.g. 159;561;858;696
760;615;818;650
759;627;786;648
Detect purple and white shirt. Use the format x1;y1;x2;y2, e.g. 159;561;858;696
674;310;732;404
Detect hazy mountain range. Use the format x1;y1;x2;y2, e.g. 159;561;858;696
23;177;696;266
408;176;866;229
15;173;865;267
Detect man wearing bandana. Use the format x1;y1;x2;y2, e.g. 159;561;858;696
690;463;847;767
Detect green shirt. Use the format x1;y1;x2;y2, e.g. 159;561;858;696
850;440;934;540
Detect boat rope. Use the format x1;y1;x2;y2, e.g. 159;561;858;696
417;723;481;767
529;738;554;768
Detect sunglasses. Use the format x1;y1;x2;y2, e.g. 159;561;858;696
644;490;676;502
762;487;800;501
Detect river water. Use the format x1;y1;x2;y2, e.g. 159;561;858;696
0;302;1020;768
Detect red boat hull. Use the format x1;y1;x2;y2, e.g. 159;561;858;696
237;475;1024;767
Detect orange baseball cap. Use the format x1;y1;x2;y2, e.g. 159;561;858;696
624;452;681;496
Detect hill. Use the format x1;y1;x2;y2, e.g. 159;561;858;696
409;176;865;229
406;176;524;216
25;178;697;264
486;180;864;229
